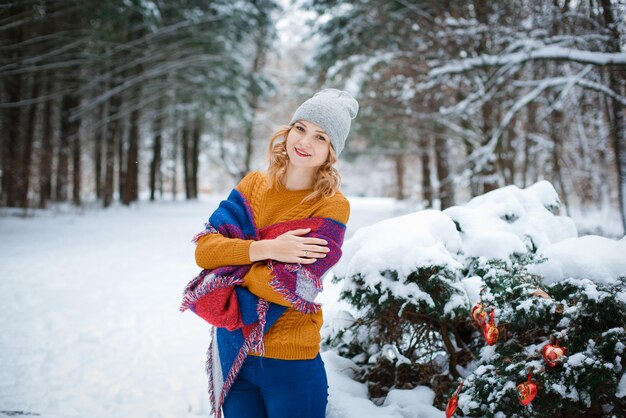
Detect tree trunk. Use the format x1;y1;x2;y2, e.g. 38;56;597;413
524;94;539;188
419;135;433;208
2;78;20;208
503;115;516;186
103;131;116;208
576;106;595;205
599;85;613;209
472;0;498;194
72;121;81;206
182;123;192;199
103;95;121;208
393;154;405;200
39;78;54;209
56;94;79;202
149;110;163;202
191;118;202;199
1;3;23;207
172;124;179;200
600;0;626;232
94;101;107;200
118;114;127;204
551;108;570;214
241;31;267;179
123;106;140;205
434;126;455;209
20;75;39;209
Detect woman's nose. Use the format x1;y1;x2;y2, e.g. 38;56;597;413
299;135;314;147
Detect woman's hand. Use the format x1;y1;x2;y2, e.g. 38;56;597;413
249;228;329;264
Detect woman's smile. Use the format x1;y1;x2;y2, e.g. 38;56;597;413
294;147;311;157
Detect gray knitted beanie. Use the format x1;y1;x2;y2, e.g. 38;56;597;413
288;88;359;156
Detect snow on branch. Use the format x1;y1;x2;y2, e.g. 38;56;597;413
429;45;626;78
512;77;626;106
467;66;593;173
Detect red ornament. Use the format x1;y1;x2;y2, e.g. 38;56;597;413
446;380;464;418
517;374;538;406
542;341;567;368
472;302;488;327
482;310;499;345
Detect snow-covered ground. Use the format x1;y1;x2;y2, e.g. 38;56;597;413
0;196;430;418
0;192;623;418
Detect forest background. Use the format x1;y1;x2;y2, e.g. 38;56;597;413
1;0;625;237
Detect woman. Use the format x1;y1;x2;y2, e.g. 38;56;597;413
189;88;358;418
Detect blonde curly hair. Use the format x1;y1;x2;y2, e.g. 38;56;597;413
266;125;341;202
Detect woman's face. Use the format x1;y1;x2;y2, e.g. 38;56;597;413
285;120;332;169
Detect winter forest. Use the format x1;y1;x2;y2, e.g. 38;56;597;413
1;1;626;418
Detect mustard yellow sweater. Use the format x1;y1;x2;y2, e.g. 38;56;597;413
194;171;350;360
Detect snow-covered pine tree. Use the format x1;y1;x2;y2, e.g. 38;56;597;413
327;256;472;401
326;181;626;415
325;208;477;405
456;255;626;417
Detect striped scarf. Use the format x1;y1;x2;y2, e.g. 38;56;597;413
180;189;346;417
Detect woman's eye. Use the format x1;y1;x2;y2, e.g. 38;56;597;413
296;126;304;132
317;135;326;141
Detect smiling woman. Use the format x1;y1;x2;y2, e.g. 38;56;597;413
187;89;359;418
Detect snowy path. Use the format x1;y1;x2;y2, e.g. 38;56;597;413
0;197;413;418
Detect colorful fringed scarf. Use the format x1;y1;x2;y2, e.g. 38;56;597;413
180;189;346;418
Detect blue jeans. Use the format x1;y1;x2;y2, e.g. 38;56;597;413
222;354;328;418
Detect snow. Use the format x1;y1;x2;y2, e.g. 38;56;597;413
334;209;463;300
382;386;444;418
443;181;578;255
531;235;626;285
464;230;527;262
461;276;485;305
336;181;625;311
0;196;444;418
335;181;590;304
617;373;626;398
323;352;444;418
1;200;212;418
2;179;624;417
429;45;626;78
567;352;588;368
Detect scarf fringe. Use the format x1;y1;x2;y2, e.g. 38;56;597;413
209;299;271;418
180;271;244;313
267;262;322;314
206;328;218;418
192;222;218;245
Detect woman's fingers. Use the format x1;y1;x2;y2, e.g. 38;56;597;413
286;228;311;236
283;229;327;244
304;244;329;255
302;237;328;245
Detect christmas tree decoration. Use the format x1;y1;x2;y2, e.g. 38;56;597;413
471;302;488;327
482;310;498;345
472;288;491;327
446;380;464;418
517;374;538;406
542;341;567;368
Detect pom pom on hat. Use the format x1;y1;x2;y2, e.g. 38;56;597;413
288;88;359;156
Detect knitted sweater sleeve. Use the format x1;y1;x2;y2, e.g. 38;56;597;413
193;172;260;270
194;234;253;270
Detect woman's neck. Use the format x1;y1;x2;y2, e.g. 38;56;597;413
283;166;315;190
